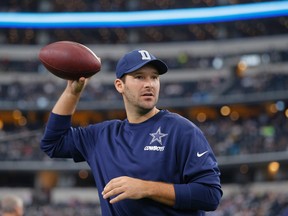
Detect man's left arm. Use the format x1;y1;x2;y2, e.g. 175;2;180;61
102;176;222;211
102;176;175;206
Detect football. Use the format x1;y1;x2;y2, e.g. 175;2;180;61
38;41;101;80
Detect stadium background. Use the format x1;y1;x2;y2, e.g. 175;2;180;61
0;0;288;215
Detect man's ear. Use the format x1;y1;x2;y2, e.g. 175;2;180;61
114;79;124;93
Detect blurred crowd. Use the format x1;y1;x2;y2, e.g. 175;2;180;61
23;202;101;216
14;190;288;216
1;48;287;74
0;104;287;161
208;190;288;216
1;17;287;45
201;111;288;156
0;76;226;108
1;1;288;215
0;0;288;45
1;69;288;108
1;56;288;160
0;129;44;161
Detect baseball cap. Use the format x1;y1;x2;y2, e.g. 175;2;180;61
116;49;168;78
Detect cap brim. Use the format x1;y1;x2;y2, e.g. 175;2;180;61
125;59;168;75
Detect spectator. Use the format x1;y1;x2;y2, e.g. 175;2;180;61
0;195;24;216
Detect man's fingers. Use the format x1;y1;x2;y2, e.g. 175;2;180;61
109;192;126;204
102;178;121;194
102;186;123;199
68;77;87;94
102;183;129;204
102;177;131;203
102;176;147;204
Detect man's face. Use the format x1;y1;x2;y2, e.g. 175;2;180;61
120;65;160;112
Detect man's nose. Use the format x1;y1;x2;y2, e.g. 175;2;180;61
144;78;153;87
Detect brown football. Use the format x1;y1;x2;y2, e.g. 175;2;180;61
39;41;101;80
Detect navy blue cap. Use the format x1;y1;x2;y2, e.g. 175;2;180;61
116;49;168;78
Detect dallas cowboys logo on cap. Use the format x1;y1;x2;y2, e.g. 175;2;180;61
116;49;168;78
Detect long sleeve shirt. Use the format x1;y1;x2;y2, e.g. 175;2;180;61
41;110;222;216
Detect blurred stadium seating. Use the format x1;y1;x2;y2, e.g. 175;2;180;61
0;0;288;215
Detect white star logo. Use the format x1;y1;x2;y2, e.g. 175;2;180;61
149;127;168;145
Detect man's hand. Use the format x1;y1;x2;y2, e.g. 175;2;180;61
102;176;175;206
52;77;89;115
68;77;88;95
102;176;148;204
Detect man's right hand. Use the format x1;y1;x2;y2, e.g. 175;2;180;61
52;77;89;115
68;77;88;96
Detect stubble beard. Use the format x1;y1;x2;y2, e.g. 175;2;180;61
124;88;159;115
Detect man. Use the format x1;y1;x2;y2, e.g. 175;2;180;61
41;49;222;215
1;195;24;216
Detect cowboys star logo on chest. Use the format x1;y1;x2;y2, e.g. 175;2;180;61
144;127;168;151
149;127;168;145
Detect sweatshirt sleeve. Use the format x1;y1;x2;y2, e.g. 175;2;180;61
173;121;223;211
174;183;222;211
40;112;85;162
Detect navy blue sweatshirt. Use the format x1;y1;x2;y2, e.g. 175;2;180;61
41;110;222;215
